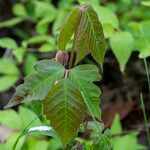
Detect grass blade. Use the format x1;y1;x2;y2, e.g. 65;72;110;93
140;93;150;146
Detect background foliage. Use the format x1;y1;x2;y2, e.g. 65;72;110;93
0;0;150;149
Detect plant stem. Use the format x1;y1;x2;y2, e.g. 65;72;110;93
143;57;150;98
68;50;75;69
12;114;42;150
140;93;150;147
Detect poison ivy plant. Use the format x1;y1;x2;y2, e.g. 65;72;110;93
69;65;101;119
5;59;65;108
73;4;105;65
4;3;106;148
44;78;86;145
57;7;79;50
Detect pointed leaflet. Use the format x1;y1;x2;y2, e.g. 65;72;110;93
74;4;105;65
110;31;134;72
57;7;79;50
5;59;65;108
69;64;101;119
43;78;86;145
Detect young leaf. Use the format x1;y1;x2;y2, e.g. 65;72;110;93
43;78;86;145
4;59;65;108
57;7;79;50
69;64;101;119
74;4;105;65
91;134;111;150
110;31;134;72
87;121;104;133
0;58;19;92
0;37;17;49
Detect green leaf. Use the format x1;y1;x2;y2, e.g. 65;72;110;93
103;24;115;38
0;109;22;129
0;37;17;49
5;59;65;108
52;6;74;36
34;1;56;19
0;144;4;149
0;58;19;92
12;3;28;17
57;7;79;50
87;121;104;133
110;115;145;149
128;21;150;51
69;64;101;119
24;53;37;75
112;132;145;150
19;106;42;128
39;43;55;52
139;45;150;58
25;35;51;45
110;31;134;71
94;6;119;29
13;47;25;63
74;4;105;65
141;1;150;6
36;17;54;35
91;134;111;150
30;140;49;150
48;138;63;150
0;17;24;28
5;133;25;150
20;126;60;140
110;114;122;135
78;0;100;5
39;37;56;52
43;78;86;145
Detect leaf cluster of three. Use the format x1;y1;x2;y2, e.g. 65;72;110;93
5;3;106;145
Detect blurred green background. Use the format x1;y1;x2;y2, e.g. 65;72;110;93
0;0;150;149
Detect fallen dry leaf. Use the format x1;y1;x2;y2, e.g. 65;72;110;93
102;100;135;128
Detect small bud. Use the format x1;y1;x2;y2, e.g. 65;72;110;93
55;50;69;66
